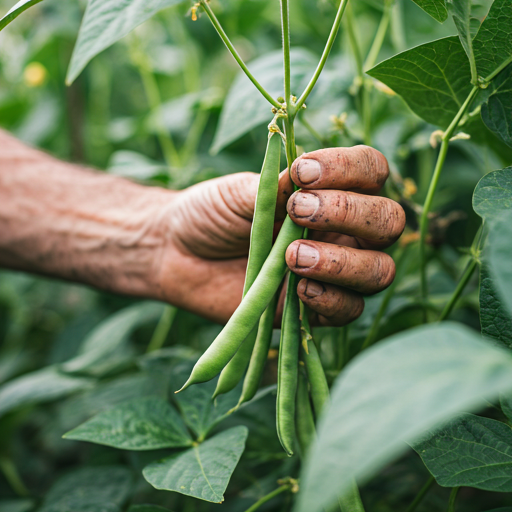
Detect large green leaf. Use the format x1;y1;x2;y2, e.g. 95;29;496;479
211;49;318;154
295;323;512;512
0;500;34;512
63;397;193;450
0;367;93;418
473;167;512;219
410;0;448;22
128;506;172;512
414;414;512;491
488;210;512;313
0;0;42;32
171;361;240;439
66;0;186;84
482;67;512;148
143;426;248;503
39;466;132;512
367;37;472;129
479;263;512;349
61;302;164;375
473;0;512;80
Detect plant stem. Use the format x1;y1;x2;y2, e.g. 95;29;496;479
129;35;181;173
344;4;371;145
146;305;177;353
419;85;479;318
338;480;366;512
280;0;292;108
243;483;292;512
199;0;280;109
364;0;393;71
361;244;411;349
296;0;349;111
439;258;478;321
0;456;29;496
299;114;325;146
447;487;459;512
390;0;406;52
404;476;435;512
483;54;512;83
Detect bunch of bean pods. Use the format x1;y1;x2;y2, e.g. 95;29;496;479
177;129;329;457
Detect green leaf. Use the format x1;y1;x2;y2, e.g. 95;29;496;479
61;302;164;375
410;0;448;22
128;506;172;512
63;397;193;450
484;509;512;512
143;426;248;503
413;414;512;491
40;466;132;512
482;67;512;148
473;167;512;220
66;0;186;84
295;323;512;512
171;361;240;439
0;0;43;32
0;499;34;512
0;367;93;418
367;37;472;129
211;48;318;154
479;263;512;349
446;0;475;81
488;210;512;313
473;0;512;81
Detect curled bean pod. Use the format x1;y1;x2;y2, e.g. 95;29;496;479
237;289;279;406
177;215;304;392
296;366;316;457
212;133;281;399
276;272;301;457
300;306;329;417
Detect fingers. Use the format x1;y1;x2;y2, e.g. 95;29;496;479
285;240;395;294
297;278;364;327
290;145;389;193
287;189;405;248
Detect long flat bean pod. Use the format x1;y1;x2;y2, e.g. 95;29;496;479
301;308;329;416
237;289;279;406
177;215;304;392
276;272;301;456
213;133;281;399
296;367;316;457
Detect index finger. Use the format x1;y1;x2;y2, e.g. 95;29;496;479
290;145;389;194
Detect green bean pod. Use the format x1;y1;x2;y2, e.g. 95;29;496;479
176;215;304;392
276;272;301;456
237;289;279;406
212;133;281;399
296;366;316;457
301;310;329;417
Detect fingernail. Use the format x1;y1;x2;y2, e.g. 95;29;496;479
304;280;324;297
293;192;319;218
296;244;319;268
297;159;321;184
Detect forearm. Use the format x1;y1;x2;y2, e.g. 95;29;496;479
0;131;174;299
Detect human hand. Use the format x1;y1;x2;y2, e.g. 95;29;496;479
156;145;406;325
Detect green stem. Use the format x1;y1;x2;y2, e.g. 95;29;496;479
280;0;292;107
361;244;411;349
296;0;349;110
338;480;366;512
244;484;292;512
447;487;459;512
129;34;181;172
0;456;29;497
390;0;406;52
364;0;393;71
483;54;512;83
438;259;478;321
146;305;177;353
419;85;479;318
299;114;325;146
345;5;364;79
200;0;280;109
404;476;435;512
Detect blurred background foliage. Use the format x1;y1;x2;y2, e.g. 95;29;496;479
1;0;512;511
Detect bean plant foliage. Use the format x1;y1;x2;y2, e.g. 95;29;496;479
1;0;512;511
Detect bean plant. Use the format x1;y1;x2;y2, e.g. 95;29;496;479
1;0;512;511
